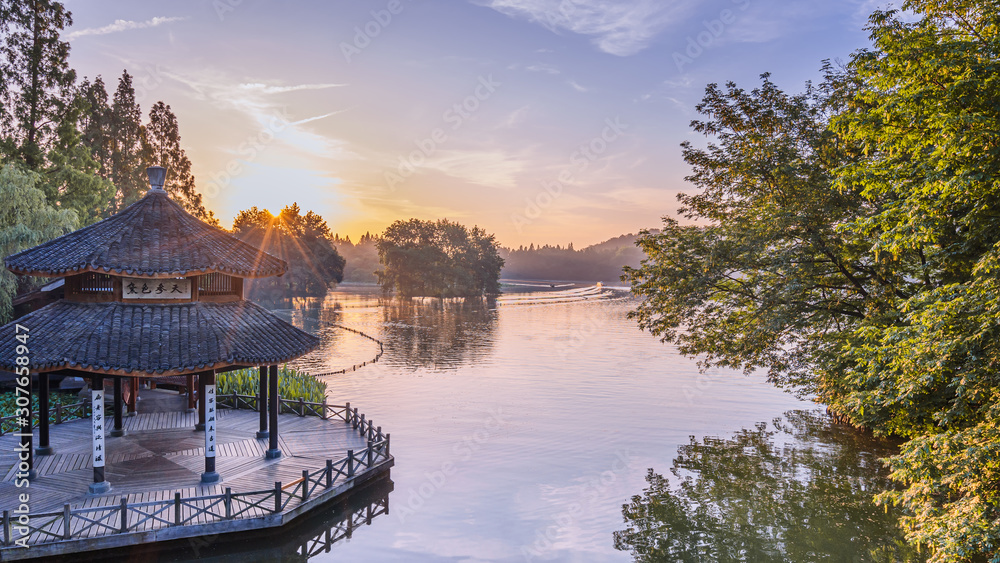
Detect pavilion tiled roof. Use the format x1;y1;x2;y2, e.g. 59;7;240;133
5;190;286;279
0;301;319;376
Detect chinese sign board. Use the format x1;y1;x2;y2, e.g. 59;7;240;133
205;385;216;458
92;389;105;468
123;278;192;300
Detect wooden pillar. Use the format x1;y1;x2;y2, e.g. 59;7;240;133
256;366;269;439
265;365;281;459
110;377;125;437
196;373;206;431
186;374;195;413
89;375;111;494
16;372;35;480
201;370;220;484
127;377;138;416
36;373;52;456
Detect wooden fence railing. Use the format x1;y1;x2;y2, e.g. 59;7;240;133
1;399;390;548
296;491;390;558
0;401;90;435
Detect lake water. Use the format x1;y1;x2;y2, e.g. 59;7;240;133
210;284;918;562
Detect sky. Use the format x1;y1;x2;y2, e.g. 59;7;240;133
62;0;889;248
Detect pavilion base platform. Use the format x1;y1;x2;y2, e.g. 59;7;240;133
0;388;393;560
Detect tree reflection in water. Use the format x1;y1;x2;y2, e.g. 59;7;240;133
614;410;922;562
380;296;498;369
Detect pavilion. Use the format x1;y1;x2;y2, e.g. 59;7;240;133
0;167;319;493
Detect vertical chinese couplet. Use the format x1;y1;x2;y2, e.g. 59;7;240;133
205;384;216;458
92;389;105;469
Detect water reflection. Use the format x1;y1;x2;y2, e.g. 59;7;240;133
105;478;393;562
380;296;498;369
614;411;922;562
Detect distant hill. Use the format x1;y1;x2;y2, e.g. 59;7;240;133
499;232;654;283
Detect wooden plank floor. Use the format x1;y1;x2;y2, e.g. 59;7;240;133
0;389;370;514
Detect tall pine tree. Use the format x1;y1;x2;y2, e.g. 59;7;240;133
0;0;75;168
146;101;216;223
109;70;147;211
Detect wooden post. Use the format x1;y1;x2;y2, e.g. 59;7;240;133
302;470;309;502
174;492;181;525
128;377;138;416
110;377;125;437
325;460;333;488
347;450;354;478
321;397;328;420
298;397;305;417
274;482;282;513
2;510;9;546
119;497;128;533
344;402;350;424
37;372;52;455
62;505;71;540
186;374;195;413
225;488;233;520
367;441;374;468
256;366;268;439
266;365;281;459
386;433;391;458
195;373;206;431
88;375;110;494
201;370;220;484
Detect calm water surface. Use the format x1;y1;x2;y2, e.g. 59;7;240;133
227;285;914;562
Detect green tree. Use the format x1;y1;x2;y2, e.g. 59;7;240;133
0;164;76;322
831;1;1000;559
76;76;113;178
0;0;75;168
109;70;147;210
625;1;1000;559
233;204;345;299
376;218;504;298
146;101;215;224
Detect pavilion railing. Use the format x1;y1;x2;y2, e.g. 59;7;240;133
0;401;90;435
0;398;391;548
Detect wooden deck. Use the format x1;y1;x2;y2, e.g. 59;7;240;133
0;389;393;560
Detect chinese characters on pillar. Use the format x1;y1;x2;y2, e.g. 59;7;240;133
92;389;105;468
122;277;192;300
205;384;216;459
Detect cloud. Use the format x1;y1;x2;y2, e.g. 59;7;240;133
423;149;525;188
479;0;693;56
525;63;561;75
238;83;347;95
567;79;588;93
67;16;186;39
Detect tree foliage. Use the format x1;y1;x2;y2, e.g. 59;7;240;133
233;204;345;299
625;1;1000;559
376;218;503;298
0;164;75;322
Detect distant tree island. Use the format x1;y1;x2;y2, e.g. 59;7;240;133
375;219;503;298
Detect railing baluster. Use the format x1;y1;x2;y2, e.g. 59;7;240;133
367;441;374;468
225;488;232;520
344;402;350;424
274;482;282;513
119;498;128;533
3;510;10;546
63;504;71;540
302;470;310;502
347;450;355;478
386;433;391;458
174;493;181;526
326;460;333;488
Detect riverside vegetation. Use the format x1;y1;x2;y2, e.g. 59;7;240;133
625;1;1000;560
